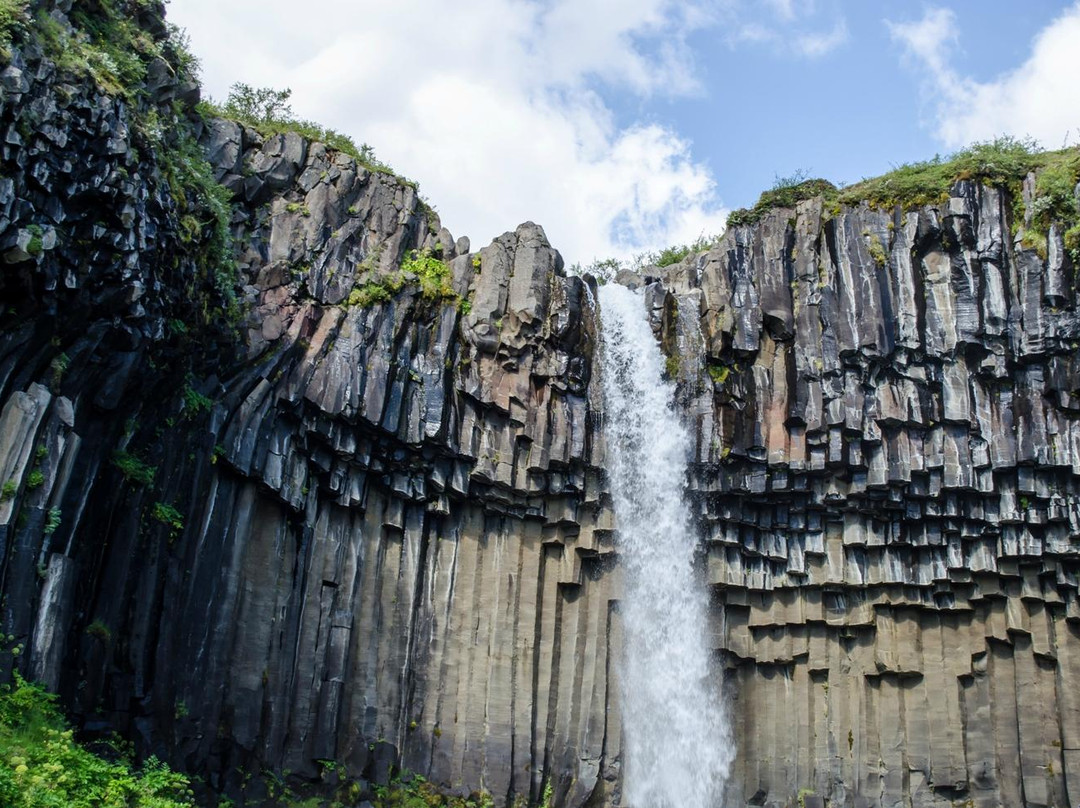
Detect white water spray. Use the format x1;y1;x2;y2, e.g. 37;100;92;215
597;283;733;808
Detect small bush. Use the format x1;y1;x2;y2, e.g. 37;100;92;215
25;471;43;490
42;508;60;536
181;384;213;416
113;451;156;486
85;620;111;642
151;502;184;531
402;249;455;302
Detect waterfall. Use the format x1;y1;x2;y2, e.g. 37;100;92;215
597;283;733;808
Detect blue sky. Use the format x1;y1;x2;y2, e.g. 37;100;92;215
170;0;1080;263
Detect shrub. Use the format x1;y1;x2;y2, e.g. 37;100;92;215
112;451;156;486
0;673;194;807
42;508;61;536
181;383;213;416
85;620;111;642
151;502;184;531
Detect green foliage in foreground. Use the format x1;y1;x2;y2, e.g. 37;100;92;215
0;0;28;53
372;772;494;808
0;673;194;807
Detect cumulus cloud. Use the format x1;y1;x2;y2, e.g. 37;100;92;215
169;0;849;262
168;0;730;263
889;3;1080;150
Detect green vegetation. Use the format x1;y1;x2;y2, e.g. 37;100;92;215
723;140;1080;264
0;673;194;807
837;136;1053;209
34;0;197;101
0;0;28;56
1;479;16;501
49;353;69;389
157;126;241;323
706;362;731;385
203;83;397;176
404;249;455;301
25;470;43;490
664;355;681;379
348;249;468;312
43;508;61;536
727;171;838;228
85;620;111;642
25;224;42;256
151;502;184;532
653;234;722;267
181;383;213;416
372;772;493;808
865;232;887;267
112;451;156;487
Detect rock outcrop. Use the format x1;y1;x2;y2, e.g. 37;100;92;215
652;189;1080;808
2;3;1080;808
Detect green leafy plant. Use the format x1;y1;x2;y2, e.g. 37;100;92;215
0;0;29;55
25;471;43;490
85;620;111;642
42;508;61;536
151;502;184;532
0;672;194;806
112;451;156;486
181;383;213;416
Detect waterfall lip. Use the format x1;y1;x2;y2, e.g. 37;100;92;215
597;283;734;808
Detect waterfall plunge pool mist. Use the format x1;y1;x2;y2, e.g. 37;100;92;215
597;283;734;808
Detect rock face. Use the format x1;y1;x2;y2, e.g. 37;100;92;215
655;192;1080;808
3;4;1080;808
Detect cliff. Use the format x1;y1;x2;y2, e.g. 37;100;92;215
2;3;1080;808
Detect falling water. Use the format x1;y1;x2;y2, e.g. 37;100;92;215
597;283;733;808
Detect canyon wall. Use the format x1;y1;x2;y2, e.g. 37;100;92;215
2;3;1080;807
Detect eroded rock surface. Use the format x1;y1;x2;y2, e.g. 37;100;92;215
650;191;1080;808
3;4;1080;808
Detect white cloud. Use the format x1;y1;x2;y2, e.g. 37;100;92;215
794;19;848;58
168;0;729;264
725;0;847;57
889;3;1080;150
168;0;850;263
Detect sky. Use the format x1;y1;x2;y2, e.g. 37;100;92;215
167;0;1080;265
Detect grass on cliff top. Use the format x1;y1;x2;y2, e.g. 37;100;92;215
0;673;195;807
726;137;1080;228
200;83;413;184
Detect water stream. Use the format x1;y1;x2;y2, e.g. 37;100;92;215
597;283;733;808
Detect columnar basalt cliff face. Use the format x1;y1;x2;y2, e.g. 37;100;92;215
646;189;1080;808
3;4;1080;808
1;6;616;805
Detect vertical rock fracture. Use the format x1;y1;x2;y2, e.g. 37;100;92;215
598;284;732;808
